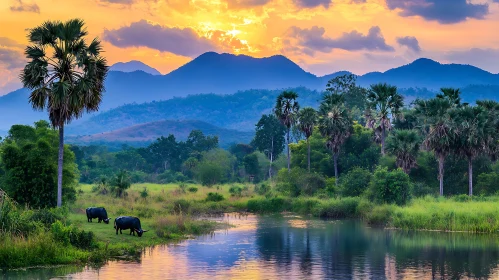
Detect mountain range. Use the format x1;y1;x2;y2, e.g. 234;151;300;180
0;52;498;135
109;60;162;75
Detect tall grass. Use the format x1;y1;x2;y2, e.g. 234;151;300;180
0;232;89;269
391;196;499;233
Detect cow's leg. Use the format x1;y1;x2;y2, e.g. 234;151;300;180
116;227;118;235
120;229;123;234
98;218;101;223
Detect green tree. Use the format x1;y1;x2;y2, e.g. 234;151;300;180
196;162;223;187
21;19;108;207
415;97;454;196
297;107;317;172
251;114;286;180
243;153;260;181
450;106;494;196
1;121;79;208
274;91;300;172
365;83;404;155
318;93;352;180
386;130;421;174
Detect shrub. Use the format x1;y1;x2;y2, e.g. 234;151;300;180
140;187;149;199
51;221;96;249
110;170;131;198
187;187;198;193
254;183;270;195
299;173;326;196
229;186;243;197
172;199;191;214
340;167;372;197
367;167;412;205
325;177;337;195
205;192;224;202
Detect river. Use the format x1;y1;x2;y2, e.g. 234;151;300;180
4;214;499;279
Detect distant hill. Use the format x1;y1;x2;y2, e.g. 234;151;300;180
1;52;498;130
67;119;254;149
67;85;499;136
110;61;162;75
357;58;499;89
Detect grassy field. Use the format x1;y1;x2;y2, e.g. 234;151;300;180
70;182;256;250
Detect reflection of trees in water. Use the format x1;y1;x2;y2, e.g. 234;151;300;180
255;217;499;279
2;265;84;280
386;230;499;279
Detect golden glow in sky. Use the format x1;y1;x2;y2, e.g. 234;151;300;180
1;0;499;94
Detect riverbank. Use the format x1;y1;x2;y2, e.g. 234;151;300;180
3;182;499;270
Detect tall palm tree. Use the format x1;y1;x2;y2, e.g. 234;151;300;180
450;106;493;196
415;98;454;196
297;107;317;172
318;93;352;180
21;19;108;207
365;83;404;155
386;130;421;174
274;91;299;172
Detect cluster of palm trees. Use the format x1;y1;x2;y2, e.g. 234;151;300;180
274;76;498;197
414;90;498;196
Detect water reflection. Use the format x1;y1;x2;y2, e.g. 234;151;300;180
4;214;499;279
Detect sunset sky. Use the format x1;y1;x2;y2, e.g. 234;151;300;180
1;0;499;94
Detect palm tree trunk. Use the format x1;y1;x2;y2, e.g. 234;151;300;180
381;125;386;155
438;155;444;196
269;136;274;180
468;156;473;196
333;152;338;183
57;124;64;208
307;137;311;173
287;128;290;172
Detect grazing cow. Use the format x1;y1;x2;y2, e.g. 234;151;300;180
114;216;148;237
86;207;111;224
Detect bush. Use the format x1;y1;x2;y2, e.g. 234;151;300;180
367;167;412;205
299;173;326;196
340;167;372;197
173;199;191;214
229;186;243;197
276;168;325;196
140;187;149;199
205;192;224;202
254;183;270;195
51;221;96;249
187;187;198;193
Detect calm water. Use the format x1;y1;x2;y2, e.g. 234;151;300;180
5;214;499;279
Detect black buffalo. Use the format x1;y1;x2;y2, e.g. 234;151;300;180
114;216;148;237
86;207;111;224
